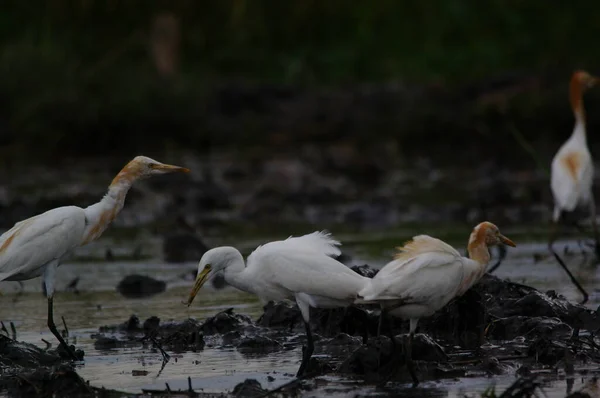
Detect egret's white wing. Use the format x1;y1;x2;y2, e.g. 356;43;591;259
247;248;366;302
360;252;464;303
0;206;86;281
250;230;341;262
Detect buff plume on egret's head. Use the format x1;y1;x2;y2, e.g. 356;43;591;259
471;221;516;248
110;155;190;187
573;70;599;89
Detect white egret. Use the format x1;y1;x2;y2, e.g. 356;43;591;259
0;155;189;358
185;231;370;377
357;221;516;386
548;70;599;303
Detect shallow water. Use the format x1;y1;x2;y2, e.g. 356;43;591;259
1;233;599;397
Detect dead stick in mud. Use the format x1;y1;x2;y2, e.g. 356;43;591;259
61;316;69;337
0;321;8;337
149;335;171;363
10;322;16;340
550;249;589;304
187;376;197;397
41;338;51;350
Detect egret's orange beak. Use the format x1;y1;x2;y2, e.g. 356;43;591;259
186;266;211;307
499;234;516;247
151;163;190;173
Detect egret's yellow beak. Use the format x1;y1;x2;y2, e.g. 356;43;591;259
150;163;190;173
186;266;211;306
499;234;516;247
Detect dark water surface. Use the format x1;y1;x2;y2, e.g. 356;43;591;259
1;233;599;397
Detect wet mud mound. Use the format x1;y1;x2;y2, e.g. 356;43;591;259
0;364;94;398
94;308;295;358
92;268;600;389
0;335;83;367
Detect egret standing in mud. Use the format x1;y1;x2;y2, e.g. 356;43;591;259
358;221;516;386
185;231;370;377
548;70;599;304
0;156;189;359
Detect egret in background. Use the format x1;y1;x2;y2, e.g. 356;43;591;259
358;221;515;386
549;70;599;303
186;231;370;377
0;156;189;358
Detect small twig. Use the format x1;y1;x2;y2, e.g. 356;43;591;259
187;376;197;397
61;316;69;337
149;335;171;363
165;382;172;393
41;339;52;350
10;322;16;340
0;322;9;337
155;357;169;379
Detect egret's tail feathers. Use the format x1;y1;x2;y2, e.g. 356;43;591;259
287;230;342;258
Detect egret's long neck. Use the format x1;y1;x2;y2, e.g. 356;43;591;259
570;78;587;140
223;254;255;295
81;166;140;245
467;227;490;266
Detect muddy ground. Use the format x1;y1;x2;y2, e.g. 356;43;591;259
3;265;600;397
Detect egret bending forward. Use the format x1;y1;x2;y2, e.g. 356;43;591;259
0;156;189;358
549;70;599;303
358;222;515;385
186;231;370;377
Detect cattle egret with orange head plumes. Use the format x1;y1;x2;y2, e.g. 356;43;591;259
551;71;598;224
185;231;371;377
0;156;189;359
357;221;515;386
548;70;599;303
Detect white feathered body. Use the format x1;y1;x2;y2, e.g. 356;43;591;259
358;235;482;327
550;121;594;219
0;206;86;282
220;231;370;321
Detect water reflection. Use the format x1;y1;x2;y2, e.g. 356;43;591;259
0;235;599;395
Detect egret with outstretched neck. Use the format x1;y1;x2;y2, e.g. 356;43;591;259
358;221;516;386
0;156;189;358
549;70;599;303
185;231;370;377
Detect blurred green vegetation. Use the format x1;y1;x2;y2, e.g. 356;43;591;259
0;1;599;161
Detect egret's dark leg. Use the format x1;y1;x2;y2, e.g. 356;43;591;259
47;297;77;360
404;331;419;387
377;306;385;338
548;210;589;303
296;320;314;377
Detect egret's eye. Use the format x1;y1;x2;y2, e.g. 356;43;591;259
205;264;212;271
